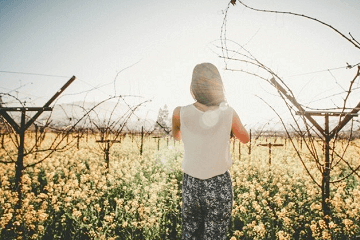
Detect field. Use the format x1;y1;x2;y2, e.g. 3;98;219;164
0;133;360;239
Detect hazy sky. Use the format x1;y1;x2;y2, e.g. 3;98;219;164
1;0;359;129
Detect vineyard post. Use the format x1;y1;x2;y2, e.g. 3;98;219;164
1;133;4;149
34;124;38;159
17;109;26;210
76;131;80;149
248;129;252;155
324;114;331;219
140;126;144;155
258;142;284;164
268;143;271;164
152;136;162;150
238;140;241;160
105;141;110;169
0;99;4;149
232;138;236;153
75;129;84;150
95;139;121;169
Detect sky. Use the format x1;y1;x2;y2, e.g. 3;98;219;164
1;0;360;131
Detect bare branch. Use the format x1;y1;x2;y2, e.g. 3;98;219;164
235;0;360;50
0;159;14;164
256;95;321;188
113;60;142;96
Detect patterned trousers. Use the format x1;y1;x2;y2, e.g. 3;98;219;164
182;171;233;240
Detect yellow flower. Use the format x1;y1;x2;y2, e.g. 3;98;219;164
31;234;38;239
38;225;45;233
72;209;82;219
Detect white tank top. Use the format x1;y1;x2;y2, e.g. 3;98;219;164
180;103;233;179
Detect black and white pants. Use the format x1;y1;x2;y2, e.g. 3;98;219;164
182;171;233;240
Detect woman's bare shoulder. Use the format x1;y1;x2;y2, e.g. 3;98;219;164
173;106;181;115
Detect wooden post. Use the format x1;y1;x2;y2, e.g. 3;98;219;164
233;139;236;153
105;141;110;169
269;142;271;164
75;130;84;150
322;114;331;218
140;126;144;155
152;136;161;150
248;129;252;155
238;141;241;160
15;110;25;209
95;139;121;169
76;132;80;149
258;143;284;165
1;133;4;149
34;124;38;159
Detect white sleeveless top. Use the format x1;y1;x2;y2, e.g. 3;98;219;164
180;103;233;179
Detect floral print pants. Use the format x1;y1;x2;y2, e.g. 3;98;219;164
182;171;233;240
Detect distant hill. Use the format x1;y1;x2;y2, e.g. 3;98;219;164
0;101;157;132
45;101;156;131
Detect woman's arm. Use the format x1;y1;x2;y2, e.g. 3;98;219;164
172;106;181;141
231;109;250;143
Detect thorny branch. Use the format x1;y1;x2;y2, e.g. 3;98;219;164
256;95;321;188
231;0;360;51
224;0;360;195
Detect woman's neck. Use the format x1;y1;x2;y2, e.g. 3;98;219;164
193;102;218;112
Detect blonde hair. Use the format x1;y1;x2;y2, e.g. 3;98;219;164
190;63;226;106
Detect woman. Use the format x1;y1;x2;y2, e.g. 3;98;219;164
172;62;249;239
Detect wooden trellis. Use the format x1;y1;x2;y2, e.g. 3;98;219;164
0;76;76;210
257;142;284;164
271;76;360;219
95;139;121;169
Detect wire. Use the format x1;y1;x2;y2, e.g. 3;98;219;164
0;70;69;78
285;66;346;78
57;78;113;98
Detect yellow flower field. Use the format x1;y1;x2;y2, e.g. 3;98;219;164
0;133;359;239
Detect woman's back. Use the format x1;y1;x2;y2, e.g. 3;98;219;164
180;103;233;179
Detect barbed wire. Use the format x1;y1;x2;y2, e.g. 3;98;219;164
285;66;347;78
1;62;142;105
0;70;70;78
